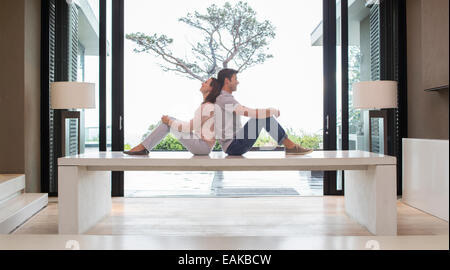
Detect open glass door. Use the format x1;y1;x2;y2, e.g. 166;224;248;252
109;0;342;197
120;0;325;197
324;0;384;195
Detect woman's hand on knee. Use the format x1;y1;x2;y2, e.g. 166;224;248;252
161;115;170;125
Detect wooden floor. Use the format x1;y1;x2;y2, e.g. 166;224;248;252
2;235;448;250
12;196;449;236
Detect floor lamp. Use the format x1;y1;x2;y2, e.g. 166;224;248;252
51;82;96;156
352;81;398;154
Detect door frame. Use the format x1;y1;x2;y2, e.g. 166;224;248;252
323;0;345;195
111;0;125;197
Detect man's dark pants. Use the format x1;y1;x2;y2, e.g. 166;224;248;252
225;117;288;156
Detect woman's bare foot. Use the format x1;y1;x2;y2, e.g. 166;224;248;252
129;144;146;152
123;143;149;155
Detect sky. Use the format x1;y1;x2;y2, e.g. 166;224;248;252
84;0;324;147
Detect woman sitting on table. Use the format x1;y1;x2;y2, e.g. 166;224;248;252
123;78;220;156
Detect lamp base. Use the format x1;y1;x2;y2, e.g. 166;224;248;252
60;110;81;157
369;108;396;155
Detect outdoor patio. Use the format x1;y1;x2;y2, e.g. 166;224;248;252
124;170;324;198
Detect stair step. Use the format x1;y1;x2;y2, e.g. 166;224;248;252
0;193;48;234
0;175;25;203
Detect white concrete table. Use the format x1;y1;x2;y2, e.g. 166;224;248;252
58;150;397;235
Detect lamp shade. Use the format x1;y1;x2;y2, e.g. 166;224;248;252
352;81;398;109
50;82;96;109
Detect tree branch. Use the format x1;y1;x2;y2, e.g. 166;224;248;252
154;43;204;81
237;48;258;72
207;29;218;75
217;30;232;56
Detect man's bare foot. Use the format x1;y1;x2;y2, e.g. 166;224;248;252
282;138;296;150
285;145;313;155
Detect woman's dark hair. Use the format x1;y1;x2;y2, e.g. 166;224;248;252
203;78;221;104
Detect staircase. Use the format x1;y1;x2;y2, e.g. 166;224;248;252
0;174;48;234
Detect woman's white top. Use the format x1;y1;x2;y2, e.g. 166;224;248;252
170;102;216;147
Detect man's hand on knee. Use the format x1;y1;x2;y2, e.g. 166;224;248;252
235;105;280;119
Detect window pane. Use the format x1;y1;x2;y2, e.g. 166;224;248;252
348;0;372;152
77;0;100;153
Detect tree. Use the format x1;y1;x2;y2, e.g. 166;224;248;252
126;1;276;81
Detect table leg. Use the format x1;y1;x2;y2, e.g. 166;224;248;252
58;166;111;234
345;165;397;235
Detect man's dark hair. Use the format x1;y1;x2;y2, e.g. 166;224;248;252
217;68;238;88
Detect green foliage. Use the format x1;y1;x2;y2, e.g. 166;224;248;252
252;128;322;150
285;128;322;150
252;130;277;147
213;141;222;151
126;1;276;81
153;134;187;151
139;123;187;151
